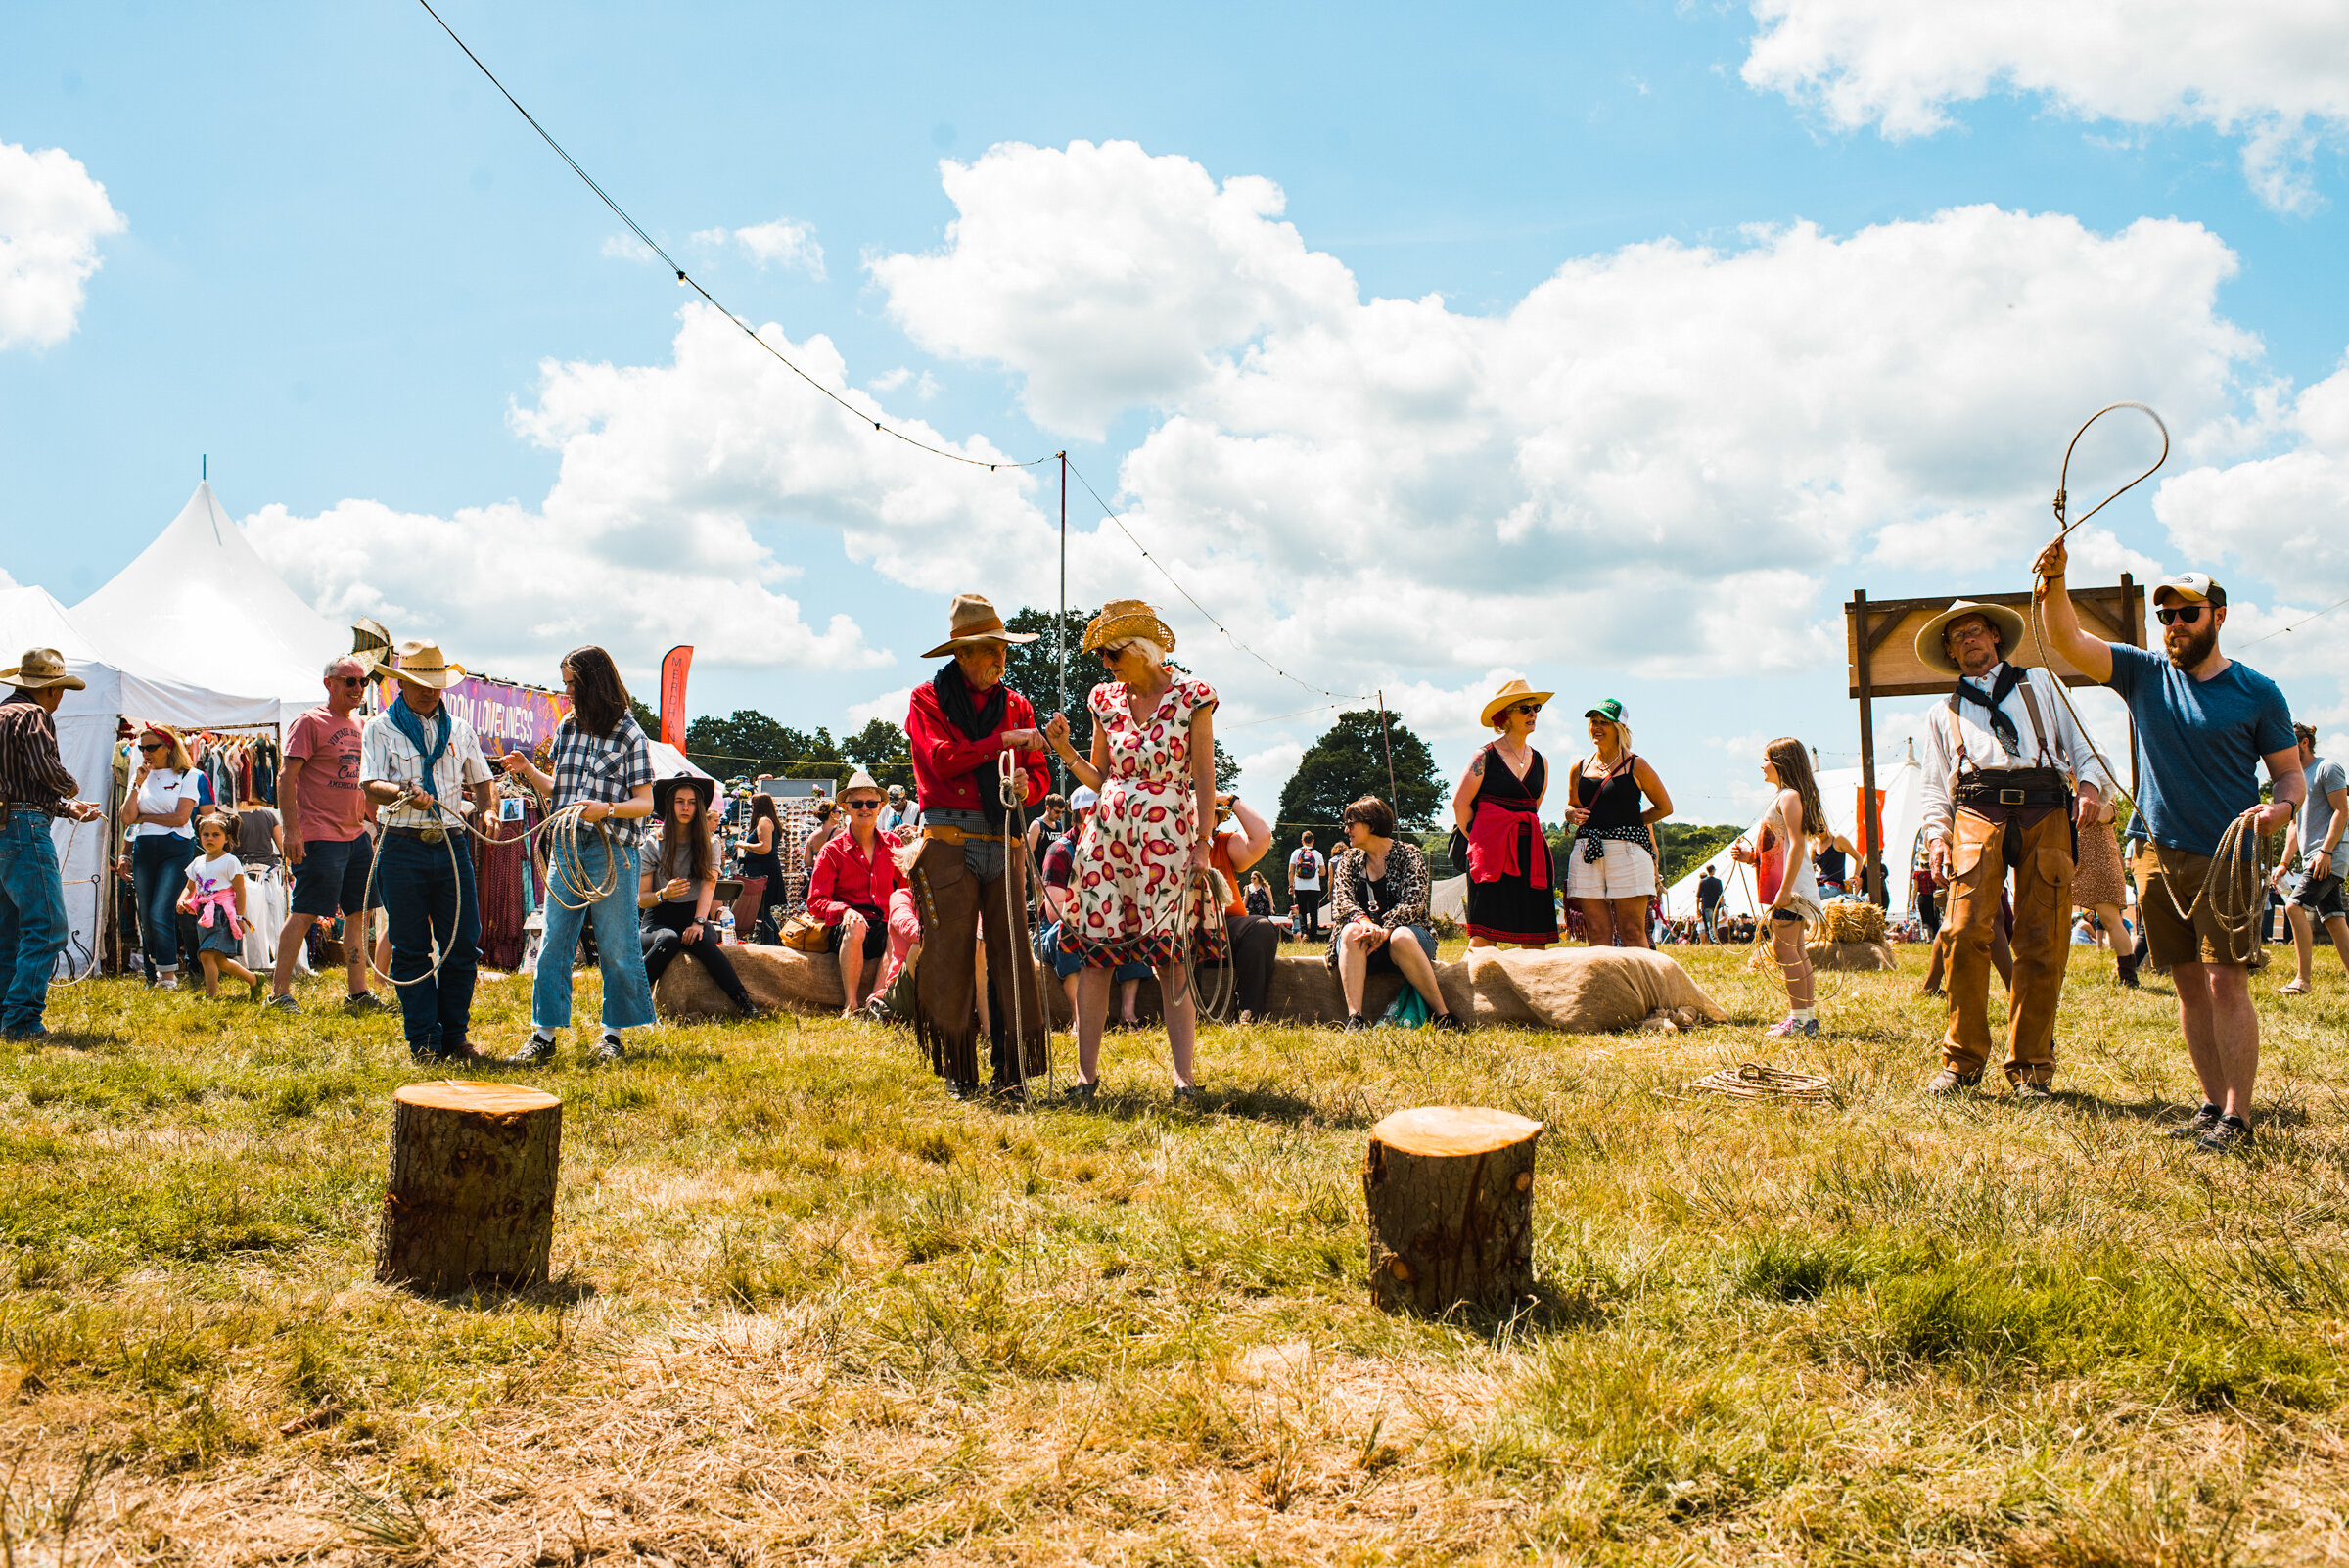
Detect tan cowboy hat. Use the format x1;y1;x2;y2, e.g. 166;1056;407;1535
1479;677;1553;730
920;593;1038;660
1081;599;1176;656
1913;600;2028;677
391;638;467;689
0;647;85;692
838;767;887;803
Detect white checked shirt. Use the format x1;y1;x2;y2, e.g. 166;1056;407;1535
1920;663;2112;846
361;710;492;829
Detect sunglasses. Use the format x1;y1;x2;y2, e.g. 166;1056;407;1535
2155;605;2208;626
139;742;166;753
1511;702;1543;716
331;675;366;687
845;801;883;812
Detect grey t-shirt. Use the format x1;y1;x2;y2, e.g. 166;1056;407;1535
2301;757;2349;878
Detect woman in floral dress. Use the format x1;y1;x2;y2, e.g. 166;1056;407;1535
1044;600;1221;1101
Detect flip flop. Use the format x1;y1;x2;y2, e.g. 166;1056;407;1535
2280;980;2312;994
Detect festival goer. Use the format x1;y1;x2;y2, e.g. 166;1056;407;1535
270;657;382;1013
177;809;262;999
1913;859;1943;942
1045;600;1221;1099
1695;865;1724;943
639;775;761;1017
1564;700;1672;949
2073;796;2137;988
1205;793;1277;1022
1244;871;1273;918
732;793;783;941
2033;547;2301;1151
802;800;840;864
500;645;659;1065
806;769;910;1017
1025;793;1067;880
1288;831;1325;942
1452;679;1557;949
1914;601;2111;1097
361;640;496;1063
1730;739;1826;1037
233;794;284;974
1815;837;1850;898
905;594;1052;1101
119;722;203;990
0;649;107;1040
1037;786;1150;1027
1327;795;1461;1032
880;784;916;835
2275;725;2348;994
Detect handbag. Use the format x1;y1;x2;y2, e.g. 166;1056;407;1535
1381;984;1432;1030
777;909;831;952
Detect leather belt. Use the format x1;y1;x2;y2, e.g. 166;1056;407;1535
384;824;452;843
922;824;1019;846
1955;768;2070;809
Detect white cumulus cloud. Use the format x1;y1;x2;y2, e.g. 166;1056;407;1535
0;141;125;350
692;216;825;279
2156;352;2349;600
1739;0;2349;212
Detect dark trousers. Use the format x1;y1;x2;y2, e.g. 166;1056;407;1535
1919;888;1943;939
0;811;69;1035
378;832;480;1058
131;834;197;976
1293;890;1323;941
640;900;755;1012
1214;913;1281;1016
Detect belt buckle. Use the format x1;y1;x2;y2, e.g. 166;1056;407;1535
1998;788;2025;807
421;826;445;845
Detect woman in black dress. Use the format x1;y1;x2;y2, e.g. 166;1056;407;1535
735;793;784;942
1451;679;1558;948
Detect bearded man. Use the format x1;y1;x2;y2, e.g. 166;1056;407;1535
1916;601;2113;1101
902;594;1053;1102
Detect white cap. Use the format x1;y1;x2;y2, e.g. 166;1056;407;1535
1070;785;1098;810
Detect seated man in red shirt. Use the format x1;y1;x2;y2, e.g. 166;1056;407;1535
902;595;1053;1101
806;768;909;1017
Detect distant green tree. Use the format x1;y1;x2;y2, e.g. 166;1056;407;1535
1004;605;1096;791
684;710;844;782
1213;738;1240;793
629;697;661;739
1655;822;1745;888
844;717;914;790
1267;710;1441;884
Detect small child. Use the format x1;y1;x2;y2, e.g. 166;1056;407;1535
1731;738;1827;1038
179;811;261;1000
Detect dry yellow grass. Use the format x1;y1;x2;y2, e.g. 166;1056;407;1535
4;940;2348;1564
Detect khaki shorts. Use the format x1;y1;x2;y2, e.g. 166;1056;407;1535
2132;844;2255;968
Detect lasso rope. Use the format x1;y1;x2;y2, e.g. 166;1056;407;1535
998;750;1044;1105
1660;1062;1836;1104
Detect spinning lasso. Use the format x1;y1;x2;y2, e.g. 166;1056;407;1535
2030;402;2271;952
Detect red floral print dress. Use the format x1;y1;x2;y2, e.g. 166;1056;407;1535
1061;671;1226;969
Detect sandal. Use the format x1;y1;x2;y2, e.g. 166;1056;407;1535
2280;980;2312;994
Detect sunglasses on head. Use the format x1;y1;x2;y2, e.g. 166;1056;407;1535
2155;605;2207;625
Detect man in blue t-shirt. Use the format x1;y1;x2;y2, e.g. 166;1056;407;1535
2273;723;2349;994
2034;540;2303;1154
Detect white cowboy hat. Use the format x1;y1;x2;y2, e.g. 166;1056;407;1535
1913;600;2029;677
390;638;468;690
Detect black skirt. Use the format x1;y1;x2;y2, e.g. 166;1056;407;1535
1466;816;1559;945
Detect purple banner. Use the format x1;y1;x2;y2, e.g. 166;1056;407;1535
442;676;569;756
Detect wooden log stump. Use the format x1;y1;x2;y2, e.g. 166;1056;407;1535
376;1082;563;1292
1363;1105;1543;1314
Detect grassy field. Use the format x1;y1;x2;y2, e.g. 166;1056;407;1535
5;939;2349;1565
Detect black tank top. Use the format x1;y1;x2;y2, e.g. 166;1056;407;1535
1575;754;1643;831
1474;743;1544;810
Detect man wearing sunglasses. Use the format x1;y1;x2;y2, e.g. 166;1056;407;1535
2034;541;2303;1153
268;656;386;1013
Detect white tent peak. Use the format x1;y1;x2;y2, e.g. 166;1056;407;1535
72;482;347;722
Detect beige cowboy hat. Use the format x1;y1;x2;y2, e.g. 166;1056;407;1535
390;638;468;690
838;767;887;803
0;647;85;692
1081;599;1176;656
921;593;1038;660
1913;600;2028;677
1479;676;1554;730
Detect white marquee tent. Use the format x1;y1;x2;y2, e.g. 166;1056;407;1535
1663;757;1927;922
72;482;346;728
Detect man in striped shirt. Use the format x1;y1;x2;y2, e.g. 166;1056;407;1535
0;649;108;1041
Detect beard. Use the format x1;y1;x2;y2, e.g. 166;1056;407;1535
2164;618;2219;669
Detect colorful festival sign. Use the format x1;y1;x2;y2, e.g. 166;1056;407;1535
659;645;693;747
441;675;569;757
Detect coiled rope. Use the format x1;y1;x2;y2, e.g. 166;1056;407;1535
998;750;1044;1105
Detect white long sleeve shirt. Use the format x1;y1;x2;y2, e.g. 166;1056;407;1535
1919;663;2112;846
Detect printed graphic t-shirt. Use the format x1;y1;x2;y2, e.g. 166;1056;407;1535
285;707;368;844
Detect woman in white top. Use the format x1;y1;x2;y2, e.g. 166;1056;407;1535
1730;736;1827;1038
118;724;205;988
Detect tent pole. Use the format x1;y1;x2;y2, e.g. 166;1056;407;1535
1853;589;1881;905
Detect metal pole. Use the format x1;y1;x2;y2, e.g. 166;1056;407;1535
1377;689;1398;809
1057;451;1068;792
1853;589;1882;905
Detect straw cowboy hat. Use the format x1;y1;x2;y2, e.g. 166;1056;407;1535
1913;600;2028;677
1;648;85;692
1479;677;1553;730
390;638;467;690
921;594;1039;660
651;774;714;815
838;767;887;802
1081;599;1176;656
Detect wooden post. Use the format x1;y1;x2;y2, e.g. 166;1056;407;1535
2120;572;2141;807
377;1082;562;1292
1363;1106;1543;1314
1853;590;1881;904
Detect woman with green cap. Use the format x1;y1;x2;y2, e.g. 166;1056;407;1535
1564;698;1672;948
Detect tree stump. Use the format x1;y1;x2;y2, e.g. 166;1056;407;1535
1363;1105;1543;1314
376;1082;563;1292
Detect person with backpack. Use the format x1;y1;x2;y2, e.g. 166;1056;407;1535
1287;830;1325;942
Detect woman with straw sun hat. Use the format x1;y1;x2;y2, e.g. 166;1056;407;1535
1451;678;1558;949
1044;599;1221;1101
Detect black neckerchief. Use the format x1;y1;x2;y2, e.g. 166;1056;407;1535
934;662;1010;830
1953;662;2024;758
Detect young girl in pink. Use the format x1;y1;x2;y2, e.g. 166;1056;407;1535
179;812;262;1000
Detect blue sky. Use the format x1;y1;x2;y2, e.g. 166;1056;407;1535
5;1;2346;829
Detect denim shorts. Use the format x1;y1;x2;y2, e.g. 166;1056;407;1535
1330;921;1438;976
290;832;381;917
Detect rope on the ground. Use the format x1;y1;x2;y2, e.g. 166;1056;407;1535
1663;1062;1836;1104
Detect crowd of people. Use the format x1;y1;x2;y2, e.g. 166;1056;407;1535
0;531;2327;1150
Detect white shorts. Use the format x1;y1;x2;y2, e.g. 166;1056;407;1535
1566;838;1655;900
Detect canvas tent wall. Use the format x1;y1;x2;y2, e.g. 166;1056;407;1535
0;585;283;970
72;482;347;728
1662;760;1925;921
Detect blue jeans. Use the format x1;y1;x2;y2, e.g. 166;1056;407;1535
378;832;480;1057
532;839;654;1032
131;833;198;976
0;811;69;1035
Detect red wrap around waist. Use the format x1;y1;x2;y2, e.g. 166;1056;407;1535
1467;799;1548;889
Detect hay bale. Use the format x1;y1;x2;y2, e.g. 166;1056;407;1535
1805;940;1899;971
1816;902;1886;945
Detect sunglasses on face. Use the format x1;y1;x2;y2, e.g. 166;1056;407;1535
1511;703;1543;716
139;742;165;753
846;801;883;812
2155;605;2207;626
331;675;365;687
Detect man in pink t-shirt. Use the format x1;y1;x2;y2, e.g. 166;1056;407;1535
268;657;385;1011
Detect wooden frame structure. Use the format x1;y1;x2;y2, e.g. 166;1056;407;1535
1843;578;2144;902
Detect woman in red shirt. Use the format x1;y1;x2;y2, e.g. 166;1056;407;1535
807;769;909;1017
